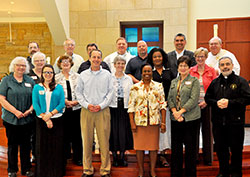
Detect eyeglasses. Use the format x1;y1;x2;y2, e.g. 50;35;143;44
178;64;189;68
15;64;26;67
65;43;75;47
196;56;206;59
43;71;54;75
61;60;70;63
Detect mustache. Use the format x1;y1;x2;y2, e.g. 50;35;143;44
222;68;230;72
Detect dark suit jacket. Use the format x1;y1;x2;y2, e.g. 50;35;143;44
167;49;196;77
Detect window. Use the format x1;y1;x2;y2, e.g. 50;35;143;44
121;22;163;56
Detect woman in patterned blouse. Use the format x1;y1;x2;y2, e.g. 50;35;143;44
55;55;82;167
128;63;167;177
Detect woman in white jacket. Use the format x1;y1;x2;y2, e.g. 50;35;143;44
109;56;134;167
55;55;83;167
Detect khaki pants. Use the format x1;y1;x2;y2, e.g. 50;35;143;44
80;107;111;175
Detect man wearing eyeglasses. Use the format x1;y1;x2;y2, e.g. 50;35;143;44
53;38;84;74
167;33;196;77
206;36;240;76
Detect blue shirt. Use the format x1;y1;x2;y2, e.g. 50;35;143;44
75;67;114;110
0;73;35;125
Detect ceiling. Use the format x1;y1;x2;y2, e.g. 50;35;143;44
0;0;43;18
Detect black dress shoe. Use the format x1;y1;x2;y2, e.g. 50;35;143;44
8;172;17;177
81;173;93;177
21;171;34;177
112;159;119;167
119;159;128;167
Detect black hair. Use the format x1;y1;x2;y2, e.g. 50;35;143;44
147;47;168;68
40;64;56;91
174;33;186;41
177;56;191;68
28;41;39;48
140;63;152;74
86;43;98;51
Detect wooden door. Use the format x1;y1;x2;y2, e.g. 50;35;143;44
197;17;250;124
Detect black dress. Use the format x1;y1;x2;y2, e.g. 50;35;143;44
109;98;133;151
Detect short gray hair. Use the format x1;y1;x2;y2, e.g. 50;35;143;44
63;38;75;46
218;56;233;66
209;36;222;44
9;56;30;74
113;56;126;64
31;52;46;65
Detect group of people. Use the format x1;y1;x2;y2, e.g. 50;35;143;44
0;33;249;177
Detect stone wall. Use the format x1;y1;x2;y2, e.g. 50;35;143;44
0;23;52;76
69;0;188;60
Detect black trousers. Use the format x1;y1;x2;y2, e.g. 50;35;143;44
213;123;244;177
30;120;36;158
196;106;213;163
171;119;200;177
63;108;82;162
3;121;32;173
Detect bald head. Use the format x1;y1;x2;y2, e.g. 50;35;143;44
137;40;148;59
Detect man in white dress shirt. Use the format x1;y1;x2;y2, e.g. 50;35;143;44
206;36;240;75
53;38;84;74
104;37;134;73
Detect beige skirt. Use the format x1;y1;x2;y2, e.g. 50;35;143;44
133;125;159;151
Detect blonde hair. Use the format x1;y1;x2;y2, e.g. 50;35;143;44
194;47;208;58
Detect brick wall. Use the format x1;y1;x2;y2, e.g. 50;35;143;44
0;23;52;77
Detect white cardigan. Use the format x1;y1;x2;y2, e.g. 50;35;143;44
109;73;133;108
55;71;81;110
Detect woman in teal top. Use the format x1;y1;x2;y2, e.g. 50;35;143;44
32;64;65;177
0;57;35;177
168;56;200;177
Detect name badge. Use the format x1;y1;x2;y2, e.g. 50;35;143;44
31;76;38;80
25;83;32;87
185;81;192;85
39;90;45;95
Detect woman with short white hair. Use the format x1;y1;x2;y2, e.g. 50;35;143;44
29;52;46;83
0;57;35;177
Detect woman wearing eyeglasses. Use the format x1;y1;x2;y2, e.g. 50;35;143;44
55;55;82;167
32;64;65;177
168;56;200;177
190;47;217;166
0;57;35;177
